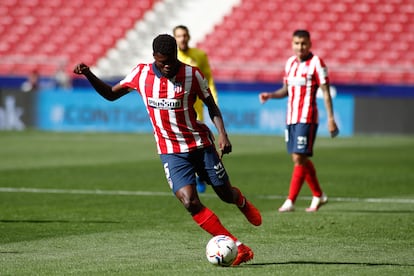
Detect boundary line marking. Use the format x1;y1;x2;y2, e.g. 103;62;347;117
257;195;414;204
1;187;413;204
0;187;172;197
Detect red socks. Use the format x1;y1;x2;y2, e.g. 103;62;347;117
287;160;323;202
232;187;245;207
192;207;237;241
287;164;306;202
304;160;322;197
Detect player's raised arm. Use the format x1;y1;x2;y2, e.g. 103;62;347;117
73;63;130;101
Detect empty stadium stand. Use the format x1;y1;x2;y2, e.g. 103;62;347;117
198;0;414;84
0;0;413;85
0;0;157;77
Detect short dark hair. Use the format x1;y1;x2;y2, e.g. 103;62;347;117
152;34;177;56
293;29;310;39
173;25;189;35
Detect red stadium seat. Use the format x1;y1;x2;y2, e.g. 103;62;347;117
0;0;157;77
1;0;413;85
196;0;414;84
212;68;236;81
329;71;357;85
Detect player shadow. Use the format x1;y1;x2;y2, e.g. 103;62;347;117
244;260;414;267
0;219;121;224
244;261;414;267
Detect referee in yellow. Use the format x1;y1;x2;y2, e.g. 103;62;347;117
173;25;219;193
173;25;218;122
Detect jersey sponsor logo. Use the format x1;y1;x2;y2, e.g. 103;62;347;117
287;76;306;86
147;97;182;110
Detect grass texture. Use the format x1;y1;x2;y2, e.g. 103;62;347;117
0;131;413;275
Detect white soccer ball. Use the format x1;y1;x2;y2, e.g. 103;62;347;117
206;235;238;266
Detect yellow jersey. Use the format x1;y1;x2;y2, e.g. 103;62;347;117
177;47;218;122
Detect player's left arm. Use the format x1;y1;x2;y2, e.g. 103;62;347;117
195;68;230;154
320;83;339;137
204;95;232;157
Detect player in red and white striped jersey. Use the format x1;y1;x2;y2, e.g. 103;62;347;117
259;30;339;212
119;62;213;154
74;34;261;265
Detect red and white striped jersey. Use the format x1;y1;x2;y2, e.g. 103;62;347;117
119;62;214;154
283;53;329;124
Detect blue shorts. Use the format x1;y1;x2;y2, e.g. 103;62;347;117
285;123;318;156
160;146;229;194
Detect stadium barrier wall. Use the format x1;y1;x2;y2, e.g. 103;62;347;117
32;88;354;136
0;89;36;130
1;78;413;135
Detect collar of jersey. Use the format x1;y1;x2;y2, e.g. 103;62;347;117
299;52;314;62
152;63;164;78
152;62;178;83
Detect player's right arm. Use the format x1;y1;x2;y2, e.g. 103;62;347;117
258;83;289;104
73;63;131;101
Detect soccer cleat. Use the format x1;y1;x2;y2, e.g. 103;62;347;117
306;193;328;212
232;244;254;266
278;199;294;212
238;198;262;226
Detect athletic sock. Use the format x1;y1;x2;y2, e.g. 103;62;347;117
287;165;306;202
192;207;237;241
304;160;322;197
232;187;245;207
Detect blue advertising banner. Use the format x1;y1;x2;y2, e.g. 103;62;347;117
37;89;152;132
205;91;354;137
37;88;354;136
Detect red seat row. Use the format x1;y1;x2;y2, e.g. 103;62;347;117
1;0;413;85
0;0;157;76
198;0;414;84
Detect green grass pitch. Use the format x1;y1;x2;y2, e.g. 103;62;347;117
0;131;413;275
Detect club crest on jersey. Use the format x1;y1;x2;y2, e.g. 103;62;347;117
148;97;182;110
173;82;183;94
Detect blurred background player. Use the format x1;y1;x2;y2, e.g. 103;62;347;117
259;29;339;212
173;25;218;193
73;34;261;266
55;62;72;90
21;69;39;93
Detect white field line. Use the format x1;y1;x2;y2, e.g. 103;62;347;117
0;187;413;204
258;195;414;204
0;187;173;197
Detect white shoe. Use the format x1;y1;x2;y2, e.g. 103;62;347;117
306;193;328;212
278;199;294;212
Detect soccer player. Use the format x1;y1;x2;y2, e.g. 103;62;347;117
173;25;218;193
73;34;261;266
259;29;339;212
173;25;218;121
